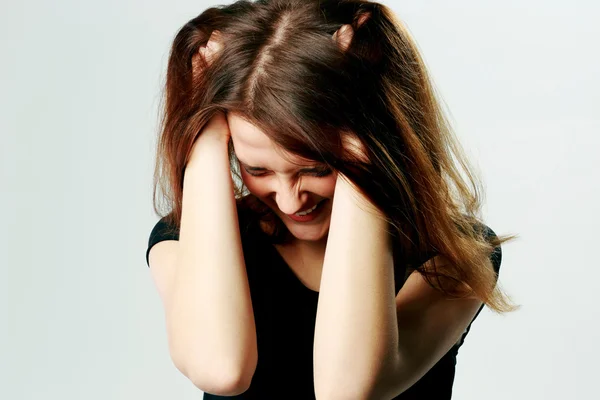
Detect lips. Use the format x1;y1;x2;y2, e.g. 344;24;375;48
288;199;325;215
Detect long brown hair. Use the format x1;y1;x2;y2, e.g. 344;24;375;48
151;0;520;313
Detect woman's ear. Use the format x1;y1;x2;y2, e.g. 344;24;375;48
192;30;223;79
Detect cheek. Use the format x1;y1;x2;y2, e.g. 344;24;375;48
244;181;263;196
320;177;337;197
241;173;267;197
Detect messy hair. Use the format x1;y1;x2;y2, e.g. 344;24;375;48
152;0;519;313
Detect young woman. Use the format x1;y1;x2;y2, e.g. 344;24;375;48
145;0;519;398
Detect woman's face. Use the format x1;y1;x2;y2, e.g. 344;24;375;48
227;113;337;243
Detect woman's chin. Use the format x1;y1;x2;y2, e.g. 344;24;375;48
290;230;326;242
282;218;331;242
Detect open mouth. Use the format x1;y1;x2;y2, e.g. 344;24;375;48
295;201;321;216
287;199;328;222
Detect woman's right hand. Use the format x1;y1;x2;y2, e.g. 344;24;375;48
188;111;231;168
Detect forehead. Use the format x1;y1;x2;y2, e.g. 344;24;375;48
227;113;272;149
227;112;313;166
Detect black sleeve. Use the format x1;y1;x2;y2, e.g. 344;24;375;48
410;222;502;279
454;223;503;348
480;223;502;276
145;216;180;268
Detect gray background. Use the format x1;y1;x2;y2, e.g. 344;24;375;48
2;0;598;398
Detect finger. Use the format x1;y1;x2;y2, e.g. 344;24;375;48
333;24;353;52
357;12;370;28
192;50;202;78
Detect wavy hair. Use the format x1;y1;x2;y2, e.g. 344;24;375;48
151;0;520;313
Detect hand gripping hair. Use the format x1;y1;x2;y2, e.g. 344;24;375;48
191;29;224;79
332;11;370;52
193;10;371;74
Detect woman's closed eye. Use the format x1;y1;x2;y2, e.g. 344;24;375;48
244;167;333;178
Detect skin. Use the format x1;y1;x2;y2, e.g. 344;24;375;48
227;112;338;260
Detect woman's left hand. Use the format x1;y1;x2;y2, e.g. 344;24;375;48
341;134;370;164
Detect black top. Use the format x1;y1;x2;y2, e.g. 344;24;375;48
145;203;501;399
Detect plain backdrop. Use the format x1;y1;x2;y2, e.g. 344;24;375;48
2;0;598;399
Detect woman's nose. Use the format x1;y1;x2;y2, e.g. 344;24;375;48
275;188;307;215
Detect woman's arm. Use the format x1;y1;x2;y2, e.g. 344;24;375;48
167;119;257;395
313;172;398;398
313;171;485;400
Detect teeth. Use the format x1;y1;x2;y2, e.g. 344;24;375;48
295;203;319;216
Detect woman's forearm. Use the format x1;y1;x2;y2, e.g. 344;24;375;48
313;174;399;398
168;136;257;392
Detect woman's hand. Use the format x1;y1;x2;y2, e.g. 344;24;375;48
188;29;229;168
188;111;231;168
341;133;369;164
192;30;223;81
201;111;230;142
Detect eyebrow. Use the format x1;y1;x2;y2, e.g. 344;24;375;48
238;160;324;173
